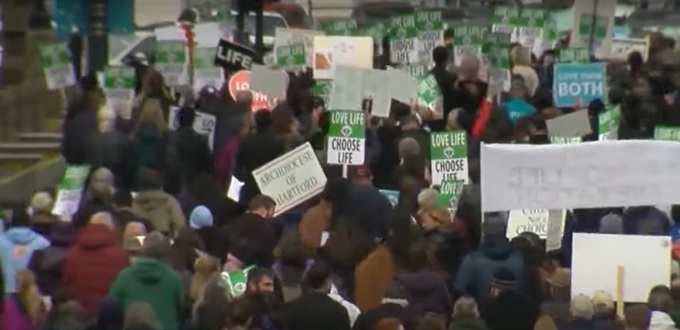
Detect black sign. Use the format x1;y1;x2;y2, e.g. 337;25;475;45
214;38;259;72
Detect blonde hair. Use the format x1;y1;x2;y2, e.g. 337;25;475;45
420;205;451;227
592;290;615;313
190;255;221;301
417;188;438;210
89;212;115;230
124;302;159;330
98;105;116;133
30;192;54;213
511;45;533;67
132;99;167;138
16;269;47;324
88;167;115;202
570;294;595;319
452;296;479;320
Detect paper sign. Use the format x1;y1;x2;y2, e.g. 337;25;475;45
507;209;550;239
654;126;680;142
250;65;288;100
155;41;186;86
221;265;256;297
194;47;225;92
361;69;392;118
275;28;324;68
558;48;590;63
168;107;216;151
386;67;419;105
276;44;306;71
553;63;607;107
546;109;592;137
312;36;373;79
228;70;274;112
570;0;616;58
571;233;671;302
609;38;648;61
226;176;244;202
388;14;419;64
435;181;465;211
39;43;76;90
326;111;365;165
430;131;468;185
252;142;327;215
480;140;680;211
598;105;620;141
101;66;135;119
214;38;257;72
329;66;363;111
418;75;442;110
549;136;582;144
52;166;90;219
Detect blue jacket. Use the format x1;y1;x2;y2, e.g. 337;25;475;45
503;99;536;124
622;206;671;235
0;227;50;293
454;235;525;302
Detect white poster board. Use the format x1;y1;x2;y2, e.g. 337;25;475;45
571;233;671;302
252;142;327;215
570;0;616;58
480;141;680;212
507;209;550;239
312;36;374;79
168;107;216;151
609;37;649;61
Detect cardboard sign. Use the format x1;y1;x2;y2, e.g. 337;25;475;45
312;36;373;79
249;65;289;100
228;70;273;112
546;109;593;137
252;142;327;215
214;38;258;72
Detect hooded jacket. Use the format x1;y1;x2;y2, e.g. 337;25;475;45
108;258;184;330
28;223;77;296
393;270;452;317
131;190;186;236
130;124;167;178
454;235;525;302
63;224;129;316
502;99;536;124
0;227;50;294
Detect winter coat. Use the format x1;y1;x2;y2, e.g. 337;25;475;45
62;224;129;316
27;222;77;296
87;131;134;190
108;258;184;330
352;302;419;330
354;245;397;312
393;270;452;317
215;213;277;266
0;227;50;294
234;129;286;205
299;203;332;252
62;108;98;165
448;318;489;330
0;294;33;330
130;124;168;177
279;292;351;330
131;189;186;236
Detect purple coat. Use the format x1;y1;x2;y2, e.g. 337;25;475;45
0;294;34;330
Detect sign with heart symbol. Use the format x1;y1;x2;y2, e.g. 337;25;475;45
443;147;455;158
341;125;352;137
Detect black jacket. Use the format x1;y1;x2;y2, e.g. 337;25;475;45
216;212;278;266
62;109;98;165
235;129;285;205
87;131;133;190
279;292;351;330
352;303;418;330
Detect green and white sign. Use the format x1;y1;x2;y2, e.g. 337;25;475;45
313;80;332;106
453;26;487;66
322;19;360;36
415;11;444;64
276;44;306;71
435;180;465;212
654;126;680;141
327;111;365;165
598;105;620;141
517;9;545;51
102;66;135;100
559;48;590;63
483;32;512;92
402;64;429;79
39;43;76;90
491;6;520;40
418;74;441;110
52;165;90;220
549;136;583;144
155;41;186;86
430;131;468;185
389;14;419;64
578;14;609;56
193;48;224;91
221;265;256;297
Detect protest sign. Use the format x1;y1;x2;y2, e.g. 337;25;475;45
386;67;419;105
214;38;257;72
312;36;373;79
507;209;550;239
517;9;545;52
598;105;620;141
228;70;273;112
415;11;444;64
321;19;360;36
193;47;224;92
39;43;76;90
252;142;327;215
453;26;487;66
379;190;400;207
570;0;616;58
313;80;332;106
221;265;256;298
326;111;365;166
491;6;519;39
388;14;419;64
549;136;582;144
534;17;559;56
609;38;649;61
275;28;324;67
480;140;680;211
52;165;90;219
250;65;289;101
654;126;680;141
558;48;590;63
545;210;567;251
168;107;216;151
155;41;186;86
546;109;592;137
418;75;442;110
483;32;512;91
430;131;468;185
401;65;429;79
435;180;465;212
101;66;135;119
572;233;671;302
276;44;306;71
329;66;364;111
553;63;607;107
361;69;391;118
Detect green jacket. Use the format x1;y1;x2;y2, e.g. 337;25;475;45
108;258;184;330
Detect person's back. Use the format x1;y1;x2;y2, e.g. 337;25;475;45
0;212;50;294
27;222;76;296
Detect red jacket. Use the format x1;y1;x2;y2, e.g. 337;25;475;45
62;224;129;316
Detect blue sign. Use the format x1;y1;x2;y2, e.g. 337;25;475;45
379;190;400;207
553;63;607;108
54;0;133;38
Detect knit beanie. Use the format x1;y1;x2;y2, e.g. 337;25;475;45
490;267;517;290
599;213;624;234
189;205;214;229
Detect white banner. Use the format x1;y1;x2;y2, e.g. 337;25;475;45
609;37;649;61
480;141;680;211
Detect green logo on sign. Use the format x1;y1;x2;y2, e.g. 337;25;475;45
341;125;352;137
443;147;455;158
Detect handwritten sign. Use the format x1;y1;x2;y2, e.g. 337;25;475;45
480;141;680;211
507;209;549;239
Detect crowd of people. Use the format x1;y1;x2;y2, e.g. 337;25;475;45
1;23;680;330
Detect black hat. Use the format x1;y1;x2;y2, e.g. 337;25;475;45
490;267;517;290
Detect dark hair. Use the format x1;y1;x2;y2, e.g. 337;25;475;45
254;109;273;132
226;296;254;327
112;190;133;207
271;105;297;136
246;268;275;287
624;304;651;329
432;45;450;65
305;260;331;290
10;206;31;228
176;106;196;129
248;195;276;211
275;227;308;266
136;168;163;190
